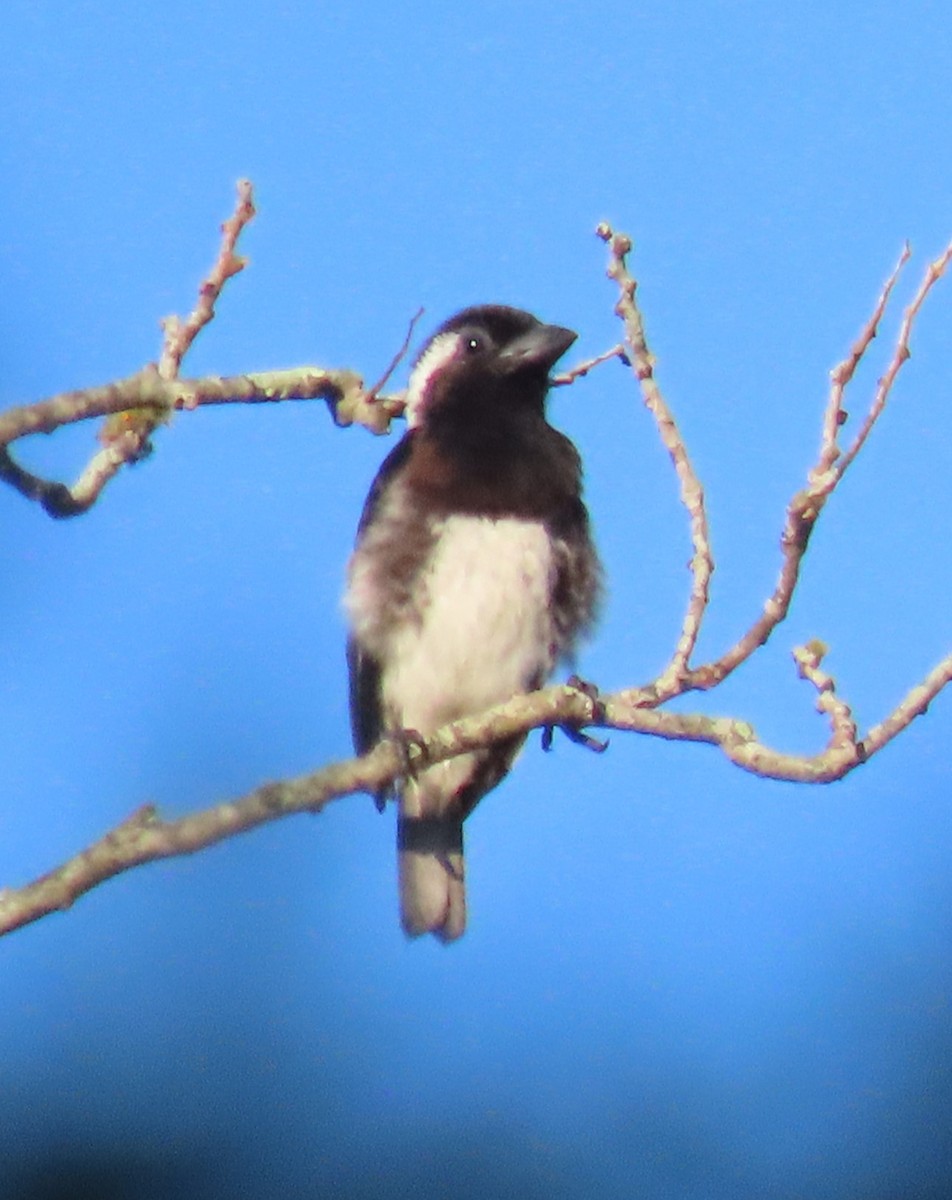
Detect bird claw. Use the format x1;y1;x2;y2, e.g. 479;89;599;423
541;677;609;754
550;724;610;754
372;728;429;813
566;674;604;713
390;728;430;775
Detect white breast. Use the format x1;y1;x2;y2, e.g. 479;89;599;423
382;515;556;734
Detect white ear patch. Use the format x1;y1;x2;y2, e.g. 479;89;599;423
404;332;461;429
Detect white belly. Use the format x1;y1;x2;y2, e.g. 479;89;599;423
382;515;555;734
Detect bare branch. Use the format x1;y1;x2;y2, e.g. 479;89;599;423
0;184;436;516
0;686;599;937
0;366;397;515
157;178;256;378
862;650;952;760
588;229;952;780
363;307;424;404
0;182;259;515
817;243;910;479
629;236;950;696
834;237;952;480
596;223;714;692
4;194;952;938
7;646;947;938
792;639;860;757
552;342;629;386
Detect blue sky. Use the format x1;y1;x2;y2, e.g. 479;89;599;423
3;2;952;1196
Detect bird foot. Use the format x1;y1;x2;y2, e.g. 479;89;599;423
372;728;429;813
390;727;430;775
541;676;609;754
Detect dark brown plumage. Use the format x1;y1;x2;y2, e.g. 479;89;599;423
345;306;600;941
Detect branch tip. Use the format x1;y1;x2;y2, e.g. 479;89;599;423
364;307;425;404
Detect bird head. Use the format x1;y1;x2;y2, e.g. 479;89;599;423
404;305;577;430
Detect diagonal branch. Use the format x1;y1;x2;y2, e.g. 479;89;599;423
833;238;952;481
552;342;629;386
5;638;951;939
156;178;256;379
600;228;952;701
362;307;424;405
688;239;952;690
816;243;910;479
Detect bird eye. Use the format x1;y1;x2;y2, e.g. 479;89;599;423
464;335;482;354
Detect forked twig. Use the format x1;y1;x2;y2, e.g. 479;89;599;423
0;181;258;516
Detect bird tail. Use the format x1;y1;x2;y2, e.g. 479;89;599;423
397;768;466;942
397;812;465;942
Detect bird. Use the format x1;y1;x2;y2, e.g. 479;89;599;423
344;304;600;942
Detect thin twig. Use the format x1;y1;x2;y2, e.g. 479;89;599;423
680;241;952;693
0;180;404;515
157;179;256;379
816;243;910;480
0;182;258;515
363;308;424;404
861;650;952;759
552;343;628;386
596;223;714;689
834;237;952;480
792;639;860;756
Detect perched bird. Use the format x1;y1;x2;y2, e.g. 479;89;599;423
345;305;600;942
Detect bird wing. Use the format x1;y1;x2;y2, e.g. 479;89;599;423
347;432;416;811
354;431;414;536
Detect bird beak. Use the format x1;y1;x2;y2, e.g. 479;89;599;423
497;323;578;375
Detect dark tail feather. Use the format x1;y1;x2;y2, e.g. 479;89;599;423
397;814;465;942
